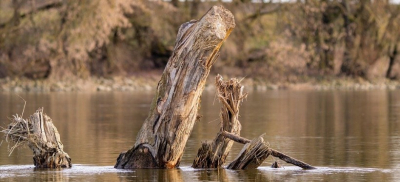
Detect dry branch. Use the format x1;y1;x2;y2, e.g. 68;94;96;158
269;149;315;170
114;6;235;169
222;132;315;170
1;108;71;168
192;75;247;168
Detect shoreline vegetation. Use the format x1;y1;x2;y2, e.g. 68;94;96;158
1;1;400;92
1;73;400;93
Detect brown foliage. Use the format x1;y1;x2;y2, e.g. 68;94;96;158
0;0;161;79
0;0;399;81
284;0;400;79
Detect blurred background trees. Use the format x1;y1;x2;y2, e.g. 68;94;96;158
0;0;399;82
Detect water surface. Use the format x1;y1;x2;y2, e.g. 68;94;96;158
0;90;399;181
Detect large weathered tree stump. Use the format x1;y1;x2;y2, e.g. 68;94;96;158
1;108;71;168
115;6;235;169
192;75;246;168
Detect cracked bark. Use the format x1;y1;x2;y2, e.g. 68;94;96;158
114;5;235;169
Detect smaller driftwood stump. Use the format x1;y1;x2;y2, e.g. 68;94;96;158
1;108;71;168
192;75;247;168
192;76;314;170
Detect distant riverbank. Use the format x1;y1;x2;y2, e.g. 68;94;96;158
1;74;400;93
0;76;159;93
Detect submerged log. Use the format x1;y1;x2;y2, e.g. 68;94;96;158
227;136;270;169
114;6;235;169
222;132;315;170
1;108;71;168
192;75;247;168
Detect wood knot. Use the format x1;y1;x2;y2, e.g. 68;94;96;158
157;98;165;114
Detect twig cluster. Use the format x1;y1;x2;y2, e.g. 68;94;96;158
1;114;38;156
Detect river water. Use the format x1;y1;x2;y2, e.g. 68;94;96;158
0;90;399;181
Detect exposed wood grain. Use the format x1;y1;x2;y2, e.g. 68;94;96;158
115;5;235;169
227;136;270;169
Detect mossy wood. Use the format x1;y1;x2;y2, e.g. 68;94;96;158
192;75;246;168
114;6;235;169
1;108;71;168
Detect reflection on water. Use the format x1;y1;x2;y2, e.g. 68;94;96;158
0;90;400;181
0;165;396;181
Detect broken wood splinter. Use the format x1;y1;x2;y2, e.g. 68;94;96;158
192;75;246;168
221;131;315;170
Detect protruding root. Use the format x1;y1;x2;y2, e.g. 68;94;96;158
1;108;71;168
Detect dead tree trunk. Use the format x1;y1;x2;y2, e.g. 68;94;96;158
222;132;315;170
114;6;235;169
192;75;247;168
1;108;71;168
